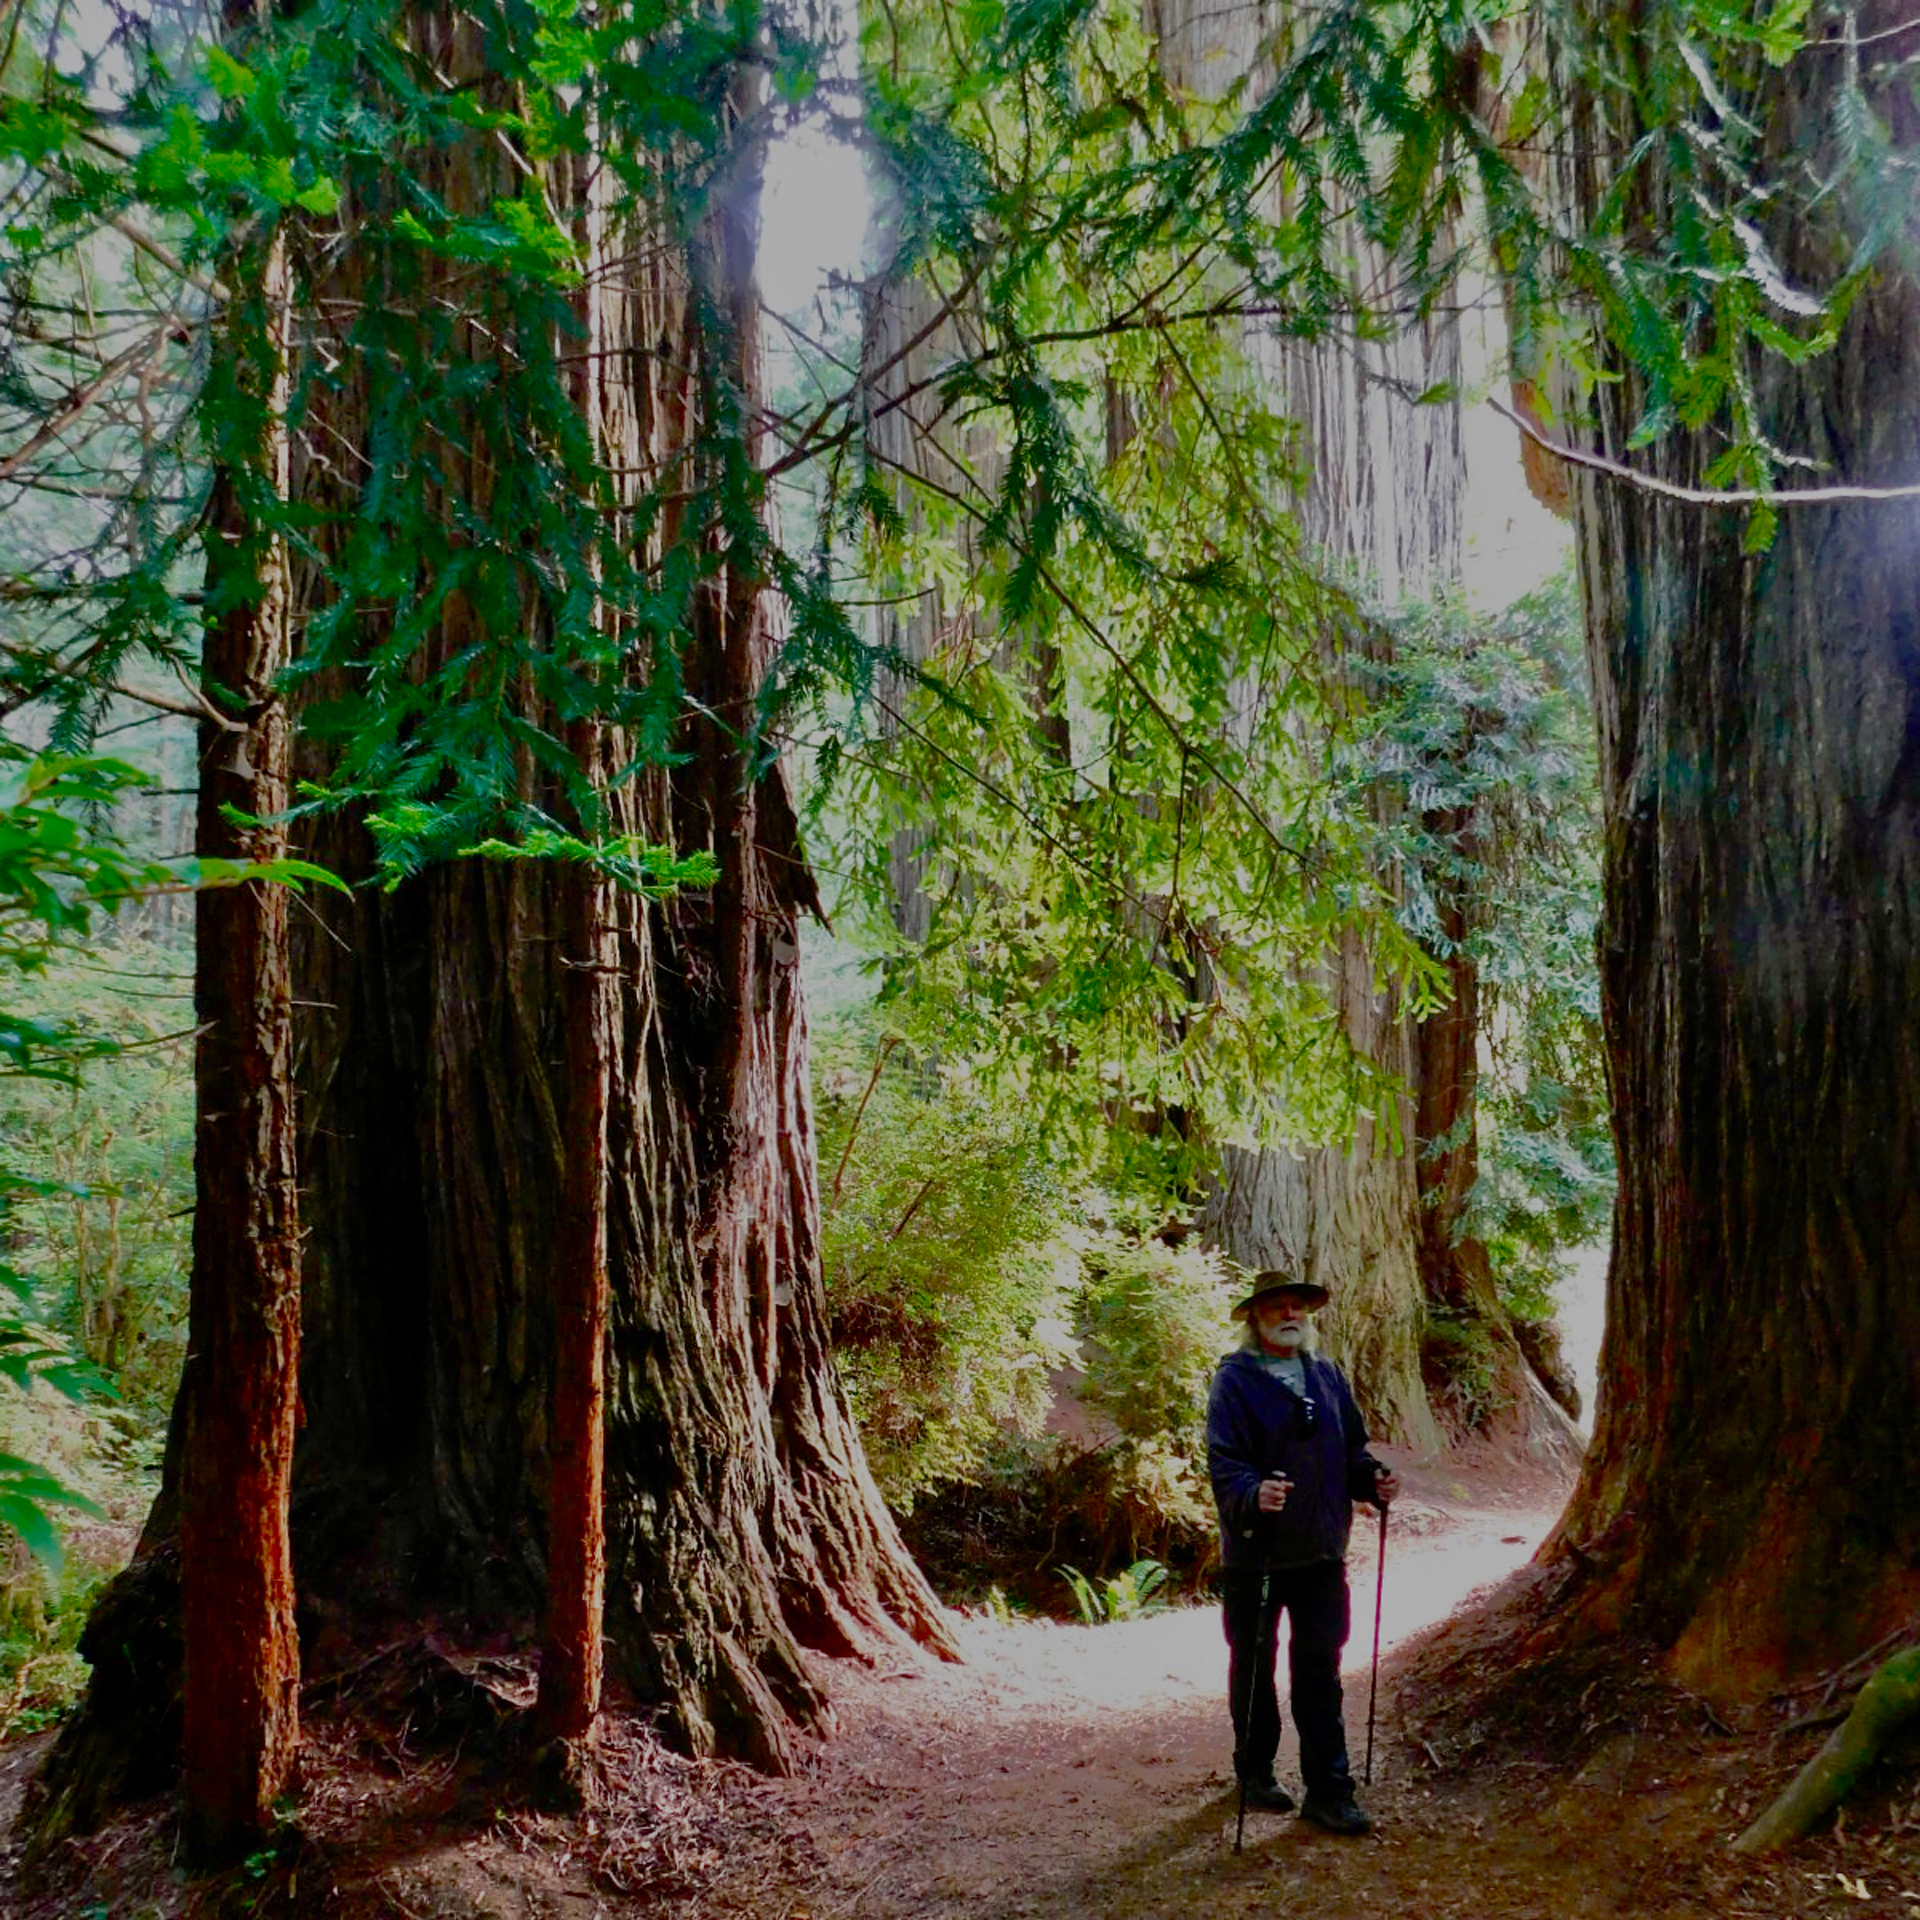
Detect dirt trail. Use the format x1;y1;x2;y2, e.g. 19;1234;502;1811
8;1479;1910;1918
691;1496;1572;1920
683;1487;1908;1920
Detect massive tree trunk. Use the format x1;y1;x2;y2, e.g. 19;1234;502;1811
28;6;953;1839
1545;3;1920;1694
290;13;953;1774
180;216;302;1859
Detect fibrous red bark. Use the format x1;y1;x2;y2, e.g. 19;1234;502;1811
181;215;302;1858
1544;1;1920;1694
283;11;955;1772
533;773;613;1750
27;8;955;1844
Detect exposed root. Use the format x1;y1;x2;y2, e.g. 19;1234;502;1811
1733;1647;1920;1854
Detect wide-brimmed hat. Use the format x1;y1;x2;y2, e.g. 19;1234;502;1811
1230;1268;1331;1320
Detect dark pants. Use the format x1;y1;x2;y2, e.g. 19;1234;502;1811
1220;1560;1354;1799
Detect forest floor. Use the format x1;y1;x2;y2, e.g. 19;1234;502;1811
6;1447;1920;1918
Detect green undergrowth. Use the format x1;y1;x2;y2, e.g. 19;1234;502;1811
816;1013;1234;1608
1;924;195;1426
1059;1556;1171;1625
0;1536;118;1737
0;907;188;1724
0;1381;148;1736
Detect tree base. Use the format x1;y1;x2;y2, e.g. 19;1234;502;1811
527;1726;609;1814
19;1544;182;1862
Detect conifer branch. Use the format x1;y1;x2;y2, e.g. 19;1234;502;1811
0;326;177;485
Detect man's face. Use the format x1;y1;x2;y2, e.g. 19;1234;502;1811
1252;1292;1315;1353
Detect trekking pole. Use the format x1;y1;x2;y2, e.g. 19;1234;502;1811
1233;1567;1274;1855
1364;1493;1388;1787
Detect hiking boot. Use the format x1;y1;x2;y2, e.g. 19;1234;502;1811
1238;1777;1296;1813
1299;1791;1371;1835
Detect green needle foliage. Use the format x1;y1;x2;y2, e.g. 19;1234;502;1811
955;0;1896;503
812;0;1452;1188
0;749;335;1567
1;0;852;868
0;0;1893;1601
2;0;1896;861
3;0;1881;1120
797;0;1882;1239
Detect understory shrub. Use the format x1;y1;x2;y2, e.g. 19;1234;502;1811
1366;575;1613;1333
0;756;189;1593
1;925;193;1419
1420;1307;1507;1431
816;1020;1076;1507
1058;1557;1170;1624
1075;1232;1228;1451
0;1532;118;1735
1066;1226;1230;1557
818;1022;1254;1601
897;1424;1218;1614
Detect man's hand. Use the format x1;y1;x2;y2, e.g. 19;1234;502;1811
1371;1467;1401;1508
1257;1474;1291;1513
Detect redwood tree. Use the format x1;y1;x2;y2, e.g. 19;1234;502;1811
282;3;955;1767
1543;0;1920;1690
180;203;303;1856
29;0;953;1837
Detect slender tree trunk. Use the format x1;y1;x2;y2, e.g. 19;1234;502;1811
181;216;301;1858
533;749;612;1750
1545;1;1920;1693
535;87;619;1753
1412;833;1481;1299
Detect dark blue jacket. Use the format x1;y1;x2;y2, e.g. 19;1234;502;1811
1206;1347;1383;1569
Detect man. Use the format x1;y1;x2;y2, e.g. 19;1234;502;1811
1206;1269;1399;1836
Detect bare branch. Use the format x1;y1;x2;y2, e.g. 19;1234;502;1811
1489;394;1920;507
0;324;178;485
